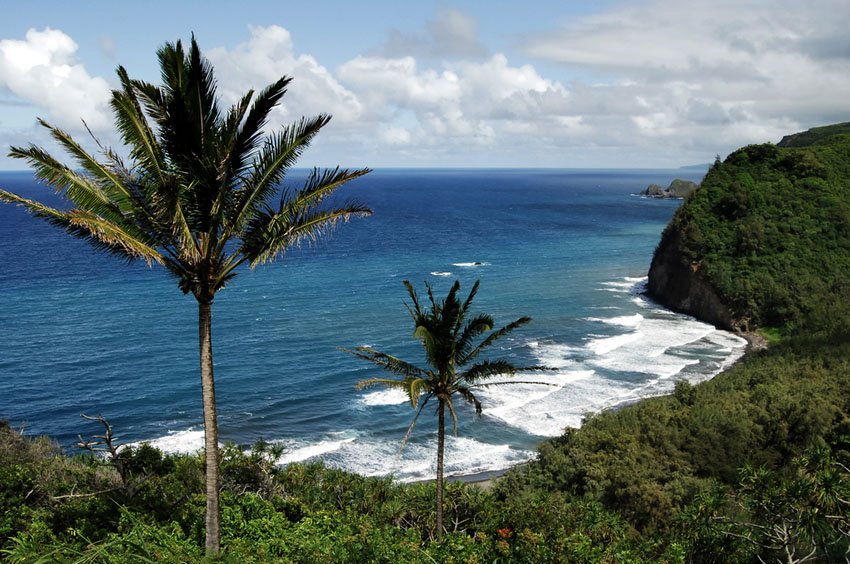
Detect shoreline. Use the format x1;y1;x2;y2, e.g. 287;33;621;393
447;467;514;490
448;325;759;491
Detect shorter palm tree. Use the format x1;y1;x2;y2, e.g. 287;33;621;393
345;279;547;541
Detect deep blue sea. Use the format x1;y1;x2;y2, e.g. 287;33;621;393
0;169;745;481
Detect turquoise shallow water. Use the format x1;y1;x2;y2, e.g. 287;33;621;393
0;168;745;480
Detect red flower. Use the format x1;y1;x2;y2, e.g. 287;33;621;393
496;527;512;539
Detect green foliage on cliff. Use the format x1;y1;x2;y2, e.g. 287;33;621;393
662;123;850;330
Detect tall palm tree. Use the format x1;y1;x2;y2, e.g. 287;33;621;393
346;279;545;541
0;37;371;554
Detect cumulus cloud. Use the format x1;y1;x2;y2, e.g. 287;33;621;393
337;52;571;151
382;9;488;59
206;25;362;128
0;28;111;132
3;3;849;169
521;0;850;159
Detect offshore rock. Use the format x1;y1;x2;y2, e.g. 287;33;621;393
641;179;699;199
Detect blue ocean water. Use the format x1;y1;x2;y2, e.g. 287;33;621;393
0;169;745;480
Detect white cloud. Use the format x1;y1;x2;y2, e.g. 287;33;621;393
338;56;461;112
521;0;850;159
3;3;849;170
378;126;412;145
206;25;362;128
0;28;111;132
382;9;487;59
337;53;572;147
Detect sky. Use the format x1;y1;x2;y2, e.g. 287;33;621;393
0;0;847;169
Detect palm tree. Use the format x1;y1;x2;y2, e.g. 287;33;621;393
0;37;370;554
346;279;545;541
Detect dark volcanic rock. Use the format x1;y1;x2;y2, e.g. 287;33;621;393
641;179;699;199
646;228;736;331
645;183;666;196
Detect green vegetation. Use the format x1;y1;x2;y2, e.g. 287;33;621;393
346;279;544;542
0;420;661;562
661;124;850;331
0;37;370;554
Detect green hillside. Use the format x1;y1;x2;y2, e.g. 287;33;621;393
654;123;850;332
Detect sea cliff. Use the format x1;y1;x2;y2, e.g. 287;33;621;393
647;122;850;334
646;227;735;330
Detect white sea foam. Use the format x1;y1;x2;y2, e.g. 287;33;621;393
317;434;534;482
452;262;489;267
586;331;643;355
360;388;409;407
531;342;583;369
478;368;635;436
430;271;452;277
477;369;596;436
585;314;644;328
599;276;647;294
134;429;206;455
278;433;358;464
472;276;748;439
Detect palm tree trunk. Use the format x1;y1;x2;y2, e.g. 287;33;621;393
436;398;445;542
198;298;221;555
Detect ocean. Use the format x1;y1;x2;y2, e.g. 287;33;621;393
0;168;746;481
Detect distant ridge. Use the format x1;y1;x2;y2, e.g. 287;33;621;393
777;121;850;147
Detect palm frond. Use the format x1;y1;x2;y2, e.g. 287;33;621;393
400;394;433;451
403;280;424;320
187;36;221;142
459;316;532;365
290;167;372;211
13;121;143;220
239;204;370;268
227;76;292;177
129;78;168;129
227;115;332;233
218;90;254;179
455;313;494;365
344;347;427;379
9;145;112;212
455;385;482;416
355;375;431;409
0;189;72;223
170;195;202;264
37;120;129;196
461;280;480;316
66;210;165;266
112;66;165;182
445;397;460;435
468;379;555;388
458;360;548;385
0;190;162;266
442;279;465;335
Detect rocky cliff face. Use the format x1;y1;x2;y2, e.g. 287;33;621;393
646;227;737;331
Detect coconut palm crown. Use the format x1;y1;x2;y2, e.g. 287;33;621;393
0;36;371;554
346;279;546;541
